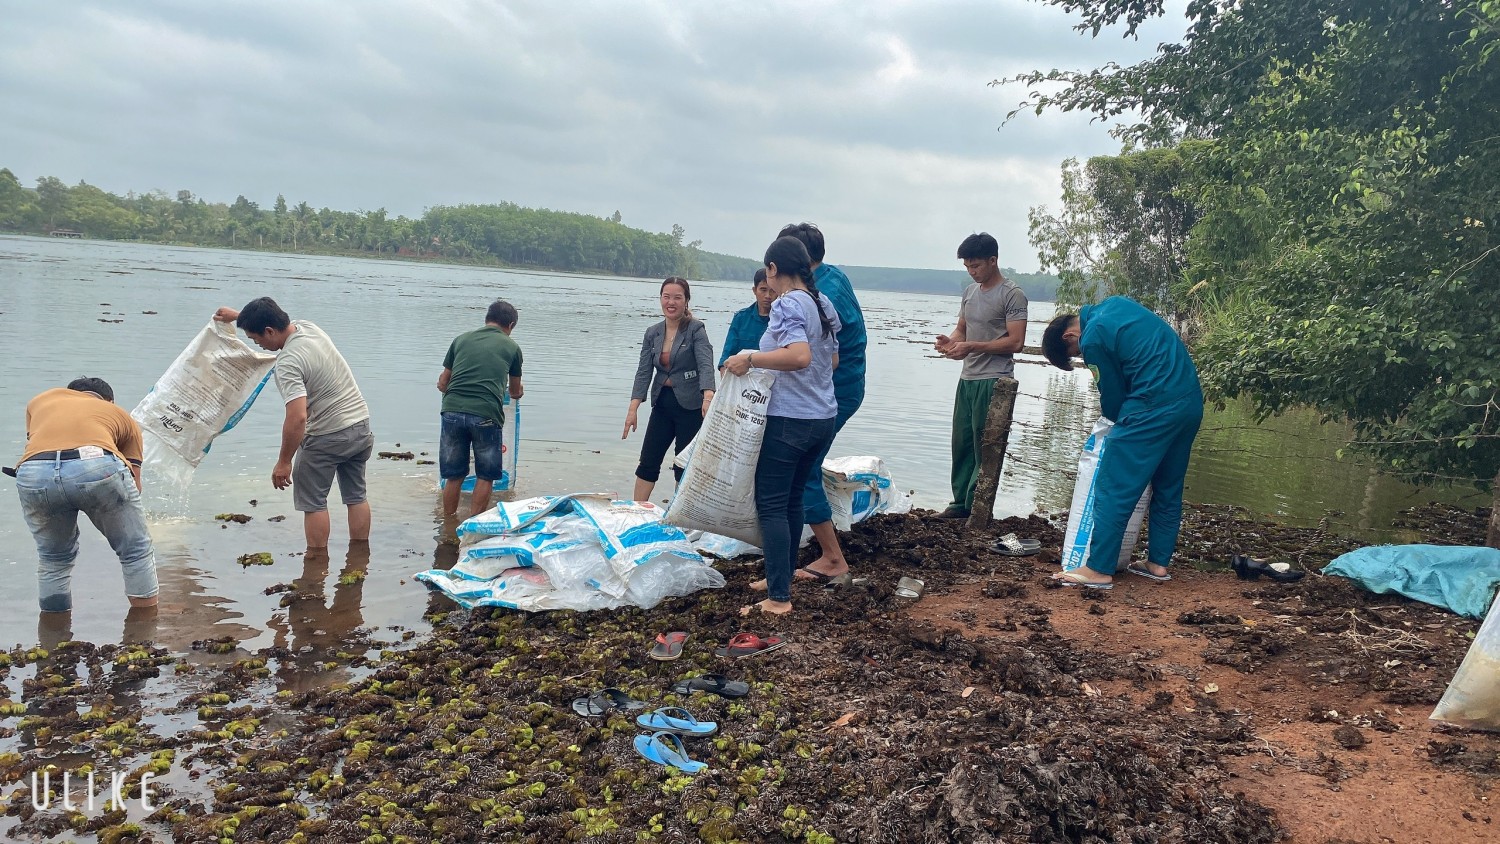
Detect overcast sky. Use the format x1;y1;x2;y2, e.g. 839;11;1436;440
0;0;1187;271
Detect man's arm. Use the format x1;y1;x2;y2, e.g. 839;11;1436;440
509;376;524;401
437;368;452;394
273;397;308;490
937;315;968;358
959;318;1027;356
213;307;239;323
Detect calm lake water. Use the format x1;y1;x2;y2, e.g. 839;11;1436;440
0;235;1484;656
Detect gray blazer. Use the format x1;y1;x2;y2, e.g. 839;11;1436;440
632;318;717;407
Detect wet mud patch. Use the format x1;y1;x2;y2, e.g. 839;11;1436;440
1;505;1496;842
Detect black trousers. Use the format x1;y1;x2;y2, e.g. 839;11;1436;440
636;388;703;484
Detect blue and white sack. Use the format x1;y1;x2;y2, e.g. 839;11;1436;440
1061;417;1150;571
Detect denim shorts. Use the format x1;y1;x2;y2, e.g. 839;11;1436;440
293;419;374;513
440;411;503;481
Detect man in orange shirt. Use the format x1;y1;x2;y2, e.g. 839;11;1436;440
9;378;159;612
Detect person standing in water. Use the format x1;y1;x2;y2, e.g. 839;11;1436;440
11;378;158;612
718;268;777;370
622;277;716;502
437;299;524;519
215;298;373;549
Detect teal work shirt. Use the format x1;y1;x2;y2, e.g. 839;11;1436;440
1078;296;1201;422
718;304;771;368
815;263;867;403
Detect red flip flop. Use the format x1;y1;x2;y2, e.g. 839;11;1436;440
714;632;785;659
650;631;688;661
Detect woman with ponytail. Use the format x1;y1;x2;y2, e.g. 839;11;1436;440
723;236;840;617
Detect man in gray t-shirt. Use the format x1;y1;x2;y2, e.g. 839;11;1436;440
214;297;374;549
935;233;1029;518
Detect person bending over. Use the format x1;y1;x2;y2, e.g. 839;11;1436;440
13;378;158;612
1041;296;1203;588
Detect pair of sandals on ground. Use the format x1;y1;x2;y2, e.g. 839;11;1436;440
572;659;761;775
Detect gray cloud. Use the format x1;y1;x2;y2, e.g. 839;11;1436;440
0;0;1187;270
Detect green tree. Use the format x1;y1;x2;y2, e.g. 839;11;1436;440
1012;0;1500;544
1029;146;1199;318
0;168;38;230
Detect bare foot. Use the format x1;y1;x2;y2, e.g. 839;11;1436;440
739;599;792;617
749;579;768;592
1141;562;1169;578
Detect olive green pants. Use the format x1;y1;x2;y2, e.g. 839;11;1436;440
949;377;997;513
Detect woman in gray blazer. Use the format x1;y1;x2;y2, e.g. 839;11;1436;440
622;277;716;502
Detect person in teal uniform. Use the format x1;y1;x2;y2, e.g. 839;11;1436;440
718;269;776;370
1041;296;1203;588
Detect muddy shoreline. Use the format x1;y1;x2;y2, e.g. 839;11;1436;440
1;503;1496;843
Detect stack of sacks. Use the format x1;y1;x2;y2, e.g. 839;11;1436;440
415;494;725;611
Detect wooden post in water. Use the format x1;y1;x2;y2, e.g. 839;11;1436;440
1488;468;1500;550
967;377;1019;531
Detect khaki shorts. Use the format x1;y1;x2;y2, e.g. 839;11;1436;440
293;419;374;513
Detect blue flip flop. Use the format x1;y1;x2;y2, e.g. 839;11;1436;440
633;730;706;773
636;707;718;738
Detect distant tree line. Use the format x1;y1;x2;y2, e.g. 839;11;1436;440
0;167;1063;299
0;168;698;278
682;242;1062;300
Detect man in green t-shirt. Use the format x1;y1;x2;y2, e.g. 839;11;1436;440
437;300;524;518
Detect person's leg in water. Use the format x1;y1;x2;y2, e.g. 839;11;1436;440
84;459;159;608
797;393;861;579
337;421;375;542
468;414;505;519
438;412;472;518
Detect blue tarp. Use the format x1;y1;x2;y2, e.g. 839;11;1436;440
1324;545;1500;619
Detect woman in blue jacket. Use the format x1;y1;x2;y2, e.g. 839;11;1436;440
718;269;776;370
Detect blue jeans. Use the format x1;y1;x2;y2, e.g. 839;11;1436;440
439;412;503;482
800;390;862;524
755;415;836;602
15;455;158;611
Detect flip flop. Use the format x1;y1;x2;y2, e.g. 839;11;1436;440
670;673;750;699
713;632;785;659
794;567;853;584
649;631;688;661
992;533;1040;556
571;687;649;717
1125;563;1172;583
633;730;706;774
1051;569;1113;590
636;707;718;737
